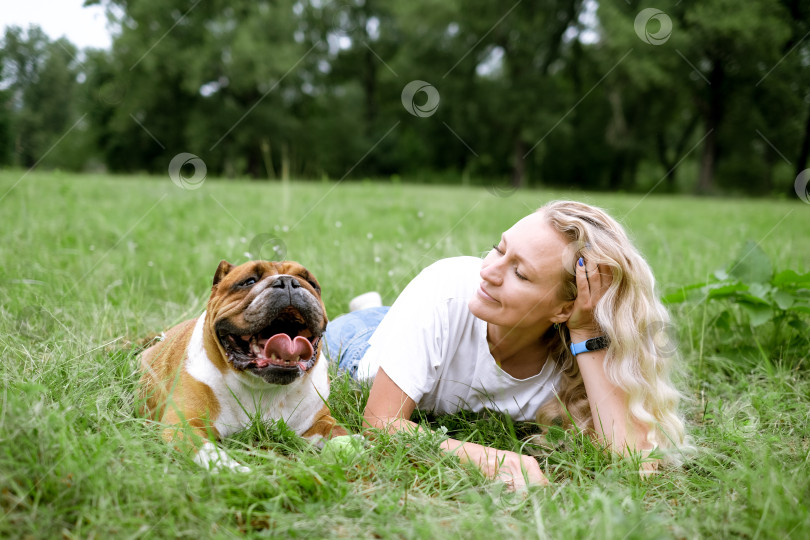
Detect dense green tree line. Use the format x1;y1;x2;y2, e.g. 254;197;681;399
1;0;808;195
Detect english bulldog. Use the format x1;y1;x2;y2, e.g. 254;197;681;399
139;260;347;471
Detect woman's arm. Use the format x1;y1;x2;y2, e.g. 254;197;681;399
568;258;653;458
364;367;549;489
566;336;650;453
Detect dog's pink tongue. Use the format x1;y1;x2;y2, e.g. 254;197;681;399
263;334;314;362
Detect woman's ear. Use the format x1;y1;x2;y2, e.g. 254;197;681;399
550;300;575;324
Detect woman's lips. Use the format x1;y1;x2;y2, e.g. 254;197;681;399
477;284;498;303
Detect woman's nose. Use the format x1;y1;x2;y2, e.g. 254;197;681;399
480;256;503;285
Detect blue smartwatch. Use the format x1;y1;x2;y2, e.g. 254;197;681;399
570;336;610;356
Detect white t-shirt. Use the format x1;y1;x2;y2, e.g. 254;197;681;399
357;256;560;422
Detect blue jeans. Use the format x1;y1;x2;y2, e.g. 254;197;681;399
323;306;390;379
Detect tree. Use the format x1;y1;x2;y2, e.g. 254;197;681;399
779;0;810;185
599;0;796;194
0;26;84;169
70;0;807;196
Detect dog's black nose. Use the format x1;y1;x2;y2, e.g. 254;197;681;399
270;275;300;289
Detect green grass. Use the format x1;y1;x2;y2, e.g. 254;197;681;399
1;169;809;538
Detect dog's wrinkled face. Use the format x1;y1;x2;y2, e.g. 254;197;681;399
206;260;327;385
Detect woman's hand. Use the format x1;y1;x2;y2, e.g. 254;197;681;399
566;255;612;339
486;448;550;491
441;440;549;491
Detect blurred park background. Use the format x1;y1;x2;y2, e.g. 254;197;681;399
1;0;809;196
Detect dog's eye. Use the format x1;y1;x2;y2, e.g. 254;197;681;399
239;277;257;287
307;280;320;292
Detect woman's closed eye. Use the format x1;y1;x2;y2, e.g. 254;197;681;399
492;244;528;280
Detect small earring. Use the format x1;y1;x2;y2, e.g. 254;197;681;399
553;323;560;330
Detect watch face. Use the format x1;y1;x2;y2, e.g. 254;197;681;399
585;336;609;351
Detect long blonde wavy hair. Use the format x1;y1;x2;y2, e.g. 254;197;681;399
533;200;686;464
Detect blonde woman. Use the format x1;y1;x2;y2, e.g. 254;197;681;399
324;200;686;489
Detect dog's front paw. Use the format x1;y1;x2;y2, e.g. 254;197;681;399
306;434;327;450
194;441;251;473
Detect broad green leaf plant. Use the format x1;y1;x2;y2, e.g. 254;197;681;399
664;241;810;361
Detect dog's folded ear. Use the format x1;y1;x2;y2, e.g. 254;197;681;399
213;260;234;287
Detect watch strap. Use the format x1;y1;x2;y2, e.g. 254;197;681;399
570;336;610;356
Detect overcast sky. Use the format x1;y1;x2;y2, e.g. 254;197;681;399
1;0;112;49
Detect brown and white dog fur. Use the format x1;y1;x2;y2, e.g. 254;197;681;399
138;260;346;471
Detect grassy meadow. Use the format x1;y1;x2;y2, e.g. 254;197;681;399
1;169;809;539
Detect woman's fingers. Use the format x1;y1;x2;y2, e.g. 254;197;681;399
585;259;600;306
590;260;612;300
575;256;591;306
519;454;549;487
568;254;614;335
490;450;549;491
577;255;611;307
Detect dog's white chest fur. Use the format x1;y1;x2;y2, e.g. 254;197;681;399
185;313;329;438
